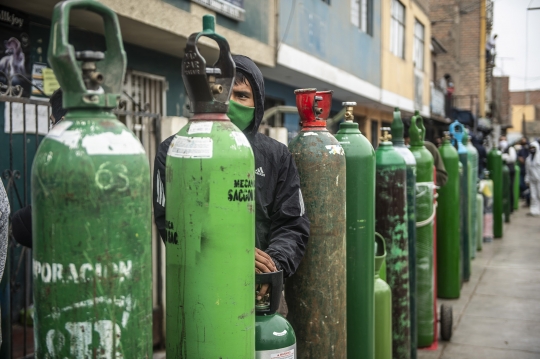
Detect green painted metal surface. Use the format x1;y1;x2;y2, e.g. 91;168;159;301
32;2;152;357
409;113;434;348
375;129;410;359
335;104;375;359
450;122;470;282
487;148;503;238
503;163;511;223
390;108;417;358
436;134;460;299
287;89;347;359
166;120;255;358
165;16;256;358
476;194;484;251
464;133;479;259
374;234;392;359
255;314;296;353
514;165;520;211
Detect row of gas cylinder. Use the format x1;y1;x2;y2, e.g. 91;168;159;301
27;2;509;357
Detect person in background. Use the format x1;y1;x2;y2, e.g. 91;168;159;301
0;182;9;348
499;135;517;211
153;56;310;308
11;88;67;249
472;134;487;179
525;141;540;216
517;137;530;205
486;34;497;64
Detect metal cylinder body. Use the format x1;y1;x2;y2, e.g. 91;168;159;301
390;109;417;358
487;148;503;238
436;138;461;299
32;110;153;358
450;122;470;282
374;235;392;359
409;115;434;348
375;137;410;359
287;89;347;358
335;118;375;359
256;314;296;358
514;165;520;211
476;193;484;251
166;116;255;357
465;138;479;258
503;163;511;223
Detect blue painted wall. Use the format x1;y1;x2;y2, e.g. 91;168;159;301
162;0;269;44
279;0;381;87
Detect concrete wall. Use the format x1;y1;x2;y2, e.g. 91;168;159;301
279;0;382;87
381;0;431;114
491;76;510;125
510;105;535;134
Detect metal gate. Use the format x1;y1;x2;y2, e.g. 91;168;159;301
0;69;166;358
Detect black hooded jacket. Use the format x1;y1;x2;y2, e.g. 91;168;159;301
153;55;309;278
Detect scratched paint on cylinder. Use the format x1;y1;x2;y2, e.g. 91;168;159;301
375;139;410;359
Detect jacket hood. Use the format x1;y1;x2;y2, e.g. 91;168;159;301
531;141;539;151
233;55;265;136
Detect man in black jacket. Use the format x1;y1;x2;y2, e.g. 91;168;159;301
153;55;310;288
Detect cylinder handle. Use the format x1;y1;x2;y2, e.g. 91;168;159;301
48;0;126;109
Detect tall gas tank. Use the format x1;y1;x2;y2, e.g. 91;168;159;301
165;16;255;357
436;132;460;299
287;89;347;358
449;121;471;282
409;112;435;347
375;127;410;359
374;234;392;359
502;160;511;223
256;271;296;358
463;130;479;258
514;164;520;211
390;108;417;358
32;1;152;357
335;102;375;359
487;146;503;238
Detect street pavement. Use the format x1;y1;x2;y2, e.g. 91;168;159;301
418;203;540;359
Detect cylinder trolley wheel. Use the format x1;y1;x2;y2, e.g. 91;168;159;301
440;304;453;341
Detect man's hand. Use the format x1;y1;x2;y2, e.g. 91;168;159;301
255;248;277;300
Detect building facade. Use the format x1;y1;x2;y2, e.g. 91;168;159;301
509;90;540;138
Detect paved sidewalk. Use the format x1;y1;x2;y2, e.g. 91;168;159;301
418;205;540;359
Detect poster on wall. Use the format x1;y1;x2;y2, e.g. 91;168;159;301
191;0;245;21
0;5;31;97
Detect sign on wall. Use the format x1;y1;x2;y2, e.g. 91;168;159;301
191;0;245;21
0;5;31;97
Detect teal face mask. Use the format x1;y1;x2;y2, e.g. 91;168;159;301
227;99;255;131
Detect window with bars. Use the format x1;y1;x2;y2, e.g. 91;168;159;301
390;0;406;59
351;0;373;35
414;19;425;70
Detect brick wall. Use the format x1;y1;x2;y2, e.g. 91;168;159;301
510;90;540;106
430;0;483;111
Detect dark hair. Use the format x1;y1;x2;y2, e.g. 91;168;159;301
234;71;250;87
49;88;68;123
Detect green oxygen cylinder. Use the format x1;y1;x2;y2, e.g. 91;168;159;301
287;89;347;358
409;112;435;347
165;16;255;357
449;121;471;282
464;131;479;258
476;193;484;251
502;160;511;223
32;2;152;357
436;132;461;299
514;164;520;211
335;102;375;359
374;233;392;359
487;146;503;238
256;271;296;358
390;108;417;358
375;128;411;359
